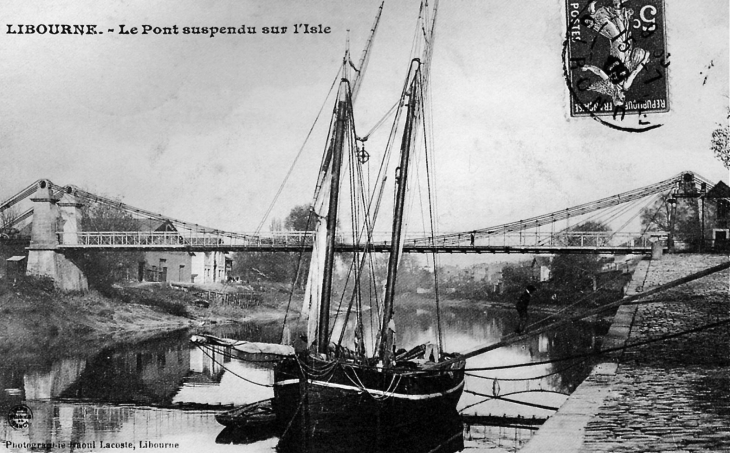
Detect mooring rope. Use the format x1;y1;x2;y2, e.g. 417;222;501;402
430;260;730;369
194;344;273;388
461;389;561;412
465;357;591;382
464;316;730;372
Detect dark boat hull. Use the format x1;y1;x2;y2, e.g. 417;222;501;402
273;355;465;453
215;399;277;429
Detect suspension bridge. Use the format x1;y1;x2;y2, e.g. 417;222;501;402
0;171;727;289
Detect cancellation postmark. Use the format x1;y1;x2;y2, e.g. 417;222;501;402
6;405;32;430
564;0;669;131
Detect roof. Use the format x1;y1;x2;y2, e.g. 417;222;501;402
6;256;26;262
706;181;730;199
153;220;178;232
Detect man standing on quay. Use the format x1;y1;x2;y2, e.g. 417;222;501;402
516;284;537;334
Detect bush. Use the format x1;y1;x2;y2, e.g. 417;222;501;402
13;275;56;293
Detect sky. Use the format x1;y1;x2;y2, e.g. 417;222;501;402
0;0;728;238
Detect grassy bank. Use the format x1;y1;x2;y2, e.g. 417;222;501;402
0;276;298;367
0;277;185;364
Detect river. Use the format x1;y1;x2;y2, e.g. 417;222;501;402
0;302;606;452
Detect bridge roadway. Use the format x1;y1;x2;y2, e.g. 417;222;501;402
49;231;656;255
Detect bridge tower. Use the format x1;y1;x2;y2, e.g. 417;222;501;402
26;180;88;291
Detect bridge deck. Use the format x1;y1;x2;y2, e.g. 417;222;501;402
47;231;655;254
52;243;652;254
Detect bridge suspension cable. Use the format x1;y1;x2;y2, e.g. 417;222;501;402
0;179;42;212
417;171;709;245
58;183;251;238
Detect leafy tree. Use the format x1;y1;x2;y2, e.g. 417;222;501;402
711;111;729;168
500;261;536;301
284;204;315;231
550;221;610;296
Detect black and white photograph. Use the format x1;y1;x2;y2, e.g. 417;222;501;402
0;1;728;452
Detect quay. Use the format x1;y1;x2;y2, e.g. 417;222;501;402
520;254;730;452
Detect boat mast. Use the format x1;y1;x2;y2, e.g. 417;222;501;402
379;61;422;364
317;81;350;354
351;1;384;101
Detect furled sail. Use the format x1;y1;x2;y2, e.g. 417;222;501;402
301;167;332;349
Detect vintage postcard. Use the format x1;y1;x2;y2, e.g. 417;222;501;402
0;1;728;453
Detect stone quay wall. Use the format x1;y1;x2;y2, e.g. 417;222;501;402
521;254;730;453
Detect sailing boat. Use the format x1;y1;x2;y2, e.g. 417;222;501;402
272;1;466;451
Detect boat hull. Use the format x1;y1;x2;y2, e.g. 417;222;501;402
273;355;465;453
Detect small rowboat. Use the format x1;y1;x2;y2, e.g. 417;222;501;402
215;399;277;429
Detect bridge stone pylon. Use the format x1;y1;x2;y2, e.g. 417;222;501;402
26;180;88;291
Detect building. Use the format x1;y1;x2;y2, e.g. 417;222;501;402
142;250;231;284
139;221;232;284
706;181;730;248
531;256;552;282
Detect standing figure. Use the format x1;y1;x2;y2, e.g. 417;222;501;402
515;284;537;334
581;0;650;106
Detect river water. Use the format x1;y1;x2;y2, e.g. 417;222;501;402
0;302;605;452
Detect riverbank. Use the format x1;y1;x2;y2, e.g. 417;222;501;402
0;279;175;366
0;276;290;367
0;274;597;368
520;253;730;453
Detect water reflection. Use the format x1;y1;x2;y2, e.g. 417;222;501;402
395;304;600;420
58;332;190;405
275;407;464;453
0;304;602;452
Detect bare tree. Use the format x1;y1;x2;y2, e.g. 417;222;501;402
0;206;19;238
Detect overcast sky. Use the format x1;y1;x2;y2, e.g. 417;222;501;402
1;0;727;235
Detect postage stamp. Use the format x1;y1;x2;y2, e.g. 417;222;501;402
564;0;669;120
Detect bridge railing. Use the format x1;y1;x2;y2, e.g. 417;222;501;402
58;231;412;247
58;230;654;250
406;231;652;249
59;231;317;248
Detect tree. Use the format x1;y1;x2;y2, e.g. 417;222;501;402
710;111;729;168
0;206;20;238
550;221;611;296
77;199;144;294
640;193;705;250
284;204;314;231
500;261;536;301
233;204;315;285
0;206;26;264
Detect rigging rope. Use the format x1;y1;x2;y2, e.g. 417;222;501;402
524;266;634;332
465;356;592;382
463;316;730;372
431;260;730;369
255;67;342;235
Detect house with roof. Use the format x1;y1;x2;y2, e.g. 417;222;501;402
139;221;232;284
